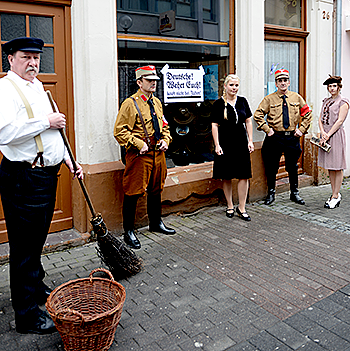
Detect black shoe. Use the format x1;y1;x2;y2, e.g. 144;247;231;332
264;189;275;205
149;220;176;235
236;207;251;221
35;287;52;305
290;191;305;205
124;229;141;249
226;208;234;218
16;310;56;335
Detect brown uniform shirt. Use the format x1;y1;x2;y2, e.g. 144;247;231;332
114;89;171;150
254;90;312;134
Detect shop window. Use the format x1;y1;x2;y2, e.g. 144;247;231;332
264;40;299;95
265;0;301;28
118;39;228;167
1;13;54;73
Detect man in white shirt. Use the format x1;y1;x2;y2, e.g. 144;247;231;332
0;37;83;334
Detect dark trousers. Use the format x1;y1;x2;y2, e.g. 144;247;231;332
0;157;60;318
261;133;302;191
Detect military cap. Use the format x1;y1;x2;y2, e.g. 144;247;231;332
135;65;160;80
275;68;290;80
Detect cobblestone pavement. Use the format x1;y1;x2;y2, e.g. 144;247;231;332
0;180;350;350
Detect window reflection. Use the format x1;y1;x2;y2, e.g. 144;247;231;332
265;0;301;28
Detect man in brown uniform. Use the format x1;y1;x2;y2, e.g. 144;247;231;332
254;69;312;205
114;65;175;249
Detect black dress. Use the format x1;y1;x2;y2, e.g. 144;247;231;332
211;96;252;180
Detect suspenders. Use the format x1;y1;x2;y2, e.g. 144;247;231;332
6;78;44;167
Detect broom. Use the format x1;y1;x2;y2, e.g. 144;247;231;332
46;91;142;280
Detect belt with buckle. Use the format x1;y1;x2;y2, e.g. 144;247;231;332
274;130;294;136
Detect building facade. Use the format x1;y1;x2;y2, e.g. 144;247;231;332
0;0;348;242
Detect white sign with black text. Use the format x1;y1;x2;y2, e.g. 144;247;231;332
161;64;205;103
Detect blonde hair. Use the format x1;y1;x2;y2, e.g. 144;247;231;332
223;74;240;120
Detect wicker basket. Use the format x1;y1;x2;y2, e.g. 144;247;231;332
46;268;126;351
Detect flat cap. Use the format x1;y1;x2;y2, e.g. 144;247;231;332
2;37;44;55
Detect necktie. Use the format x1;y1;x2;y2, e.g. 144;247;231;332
147;98;161;140
282;95;289;129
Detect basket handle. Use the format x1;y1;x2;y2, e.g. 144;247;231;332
89;268;115;282
55;308;86;325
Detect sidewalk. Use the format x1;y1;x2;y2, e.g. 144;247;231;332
0;180;350;350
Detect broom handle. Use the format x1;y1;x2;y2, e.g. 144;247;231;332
46;91;97;218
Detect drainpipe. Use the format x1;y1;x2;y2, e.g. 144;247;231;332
335;0;342;75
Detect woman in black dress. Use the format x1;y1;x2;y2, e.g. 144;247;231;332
211;74;254;220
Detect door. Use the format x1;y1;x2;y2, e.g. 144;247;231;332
264;38;305;179
0;1;73;243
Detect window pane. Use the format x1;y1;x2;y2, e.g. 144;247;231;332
265;0;301;28
156;0;172;12
30;16;53;44
1;14;25;41
2;50;9;72
203;0;211;7
203;0;215;21
264;40;299;95
121;0;148;11
177;0;193;17
40;47;55;73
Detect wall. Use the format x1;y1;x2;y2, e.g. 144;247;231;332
305;0;334;183
235;0;265;142
342;0;350;177
71;0;119;165
307;0;334;137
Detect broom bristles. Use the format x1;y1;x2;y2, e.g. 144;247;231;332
97;233;143;279
91;214;143;280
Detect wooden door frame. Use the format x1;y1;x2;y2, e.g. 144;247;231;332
0;0;75;243
264;0;309;179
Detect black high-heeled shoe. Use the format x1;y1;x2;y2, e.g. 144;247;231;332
226;208;234;218
236;207;251;221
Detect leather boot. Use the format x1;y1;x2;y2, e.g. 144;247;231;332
290;190;305;205
123;195;141;249
147;194;176;235
264;189;276;205
124;229;141;249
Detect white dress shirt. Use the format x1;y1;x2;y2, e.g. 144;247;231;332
0;71;68;166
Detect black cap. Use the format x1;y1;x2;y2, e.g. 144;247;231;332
2;37;44;55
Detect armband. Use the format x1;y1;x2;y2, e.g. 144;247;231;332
300;104;311;117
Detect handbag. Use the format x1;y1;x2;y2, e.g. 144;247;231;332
310;136;331;153
120;97;152;165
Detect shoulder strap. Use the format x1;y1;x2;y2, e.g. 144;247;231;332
131;97;151;147
6;77;44;167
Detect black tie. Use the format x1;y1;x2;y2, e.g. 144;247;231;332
282;95;289;129
147;98;161;141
